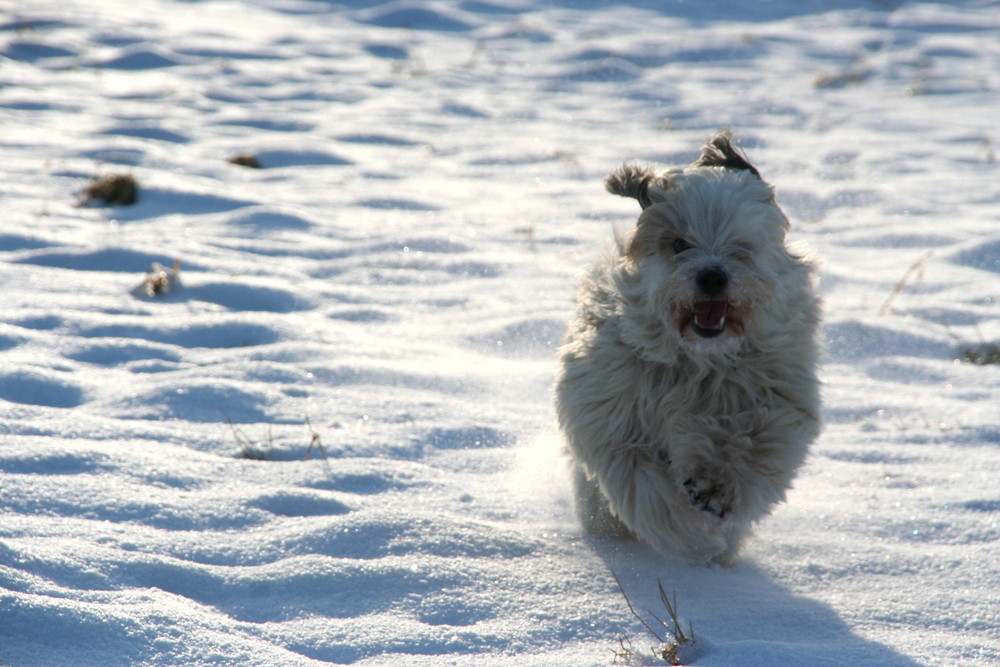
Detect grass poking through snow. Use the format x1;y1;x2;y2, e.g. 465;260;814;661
612;571;699;665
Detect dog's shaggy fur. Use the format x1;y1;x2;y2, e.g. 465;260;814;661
555;133;820;565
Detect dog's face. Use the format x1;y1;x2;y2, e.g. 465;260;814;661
606;134;800;354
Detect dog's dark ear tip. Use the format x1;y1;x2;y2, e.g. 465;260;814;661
695;132;761;178
604;162;657;209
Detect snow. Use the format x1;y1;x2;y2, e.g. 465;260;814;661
0;0;997;664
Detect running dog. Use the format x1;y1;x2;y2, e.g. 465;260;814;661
555;133;821;565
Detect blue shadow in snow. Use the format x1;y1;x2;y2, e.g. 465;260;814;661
592;539;923;667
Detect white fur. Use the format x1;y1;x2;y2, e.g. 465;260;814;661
555;137;821;565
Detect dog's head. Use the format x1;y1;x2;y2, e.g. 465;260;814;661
606;133;810;354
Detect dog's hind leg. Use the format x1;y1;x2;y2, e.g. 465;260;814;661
572;464;634;539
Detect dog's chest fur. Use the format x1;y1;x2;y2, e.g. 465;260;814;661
569;309;802;456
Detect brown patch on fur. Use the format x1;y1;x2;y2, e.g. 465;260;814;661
625;215;671;262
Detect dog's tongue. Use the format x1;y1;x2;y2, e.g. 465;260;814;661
693;300;728;330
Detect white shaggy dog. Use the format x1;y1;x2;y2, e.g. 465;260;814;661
555;133;820;565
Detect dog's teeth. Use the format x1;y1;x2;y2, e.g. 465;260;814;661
693;300;729;331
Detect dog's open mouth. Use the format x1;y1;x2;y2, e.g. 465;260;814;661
691;300;731;338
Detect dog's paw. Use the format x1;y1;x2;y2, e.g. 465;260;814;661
682;470;734;519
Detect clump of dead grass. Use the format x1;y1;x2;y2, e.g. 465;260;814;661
80;172;139;206
814;56;872;89
227;153;262;169
134;260;181;298
612;571;698;665
224;413;329;461
959;342;1000;366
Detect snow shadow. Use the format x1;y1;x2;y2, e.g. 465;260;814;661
596;542;923;667
0;370;84;408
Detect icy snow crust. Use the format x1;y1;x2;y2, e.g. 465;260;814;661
0;0;997;665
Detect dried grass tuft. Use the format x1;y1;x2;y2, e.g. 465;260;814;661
80;172;138;206
227;153;262;169
612;571;697;665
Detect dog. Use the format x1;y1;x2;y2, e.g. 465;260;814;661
555;133;820;565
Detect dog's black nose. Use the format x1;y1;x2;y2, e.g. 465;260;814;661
696;267;728;296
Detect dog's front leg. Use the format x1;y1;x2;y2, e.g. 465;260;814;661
675;417;814;524
682;464;735;519
583;443;715;553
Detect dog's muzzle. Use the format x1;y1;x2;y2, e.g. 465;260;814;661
691;268;732;338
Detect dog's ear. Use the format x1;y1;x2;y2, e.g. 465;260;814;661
694;132;761;178
604;163;659;209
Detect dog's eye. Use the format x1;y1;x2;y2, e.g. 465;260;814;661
672;238;693;254
733;243;754;260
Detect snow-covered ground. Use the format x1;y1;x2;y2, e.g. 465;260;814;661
1;0;997;664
